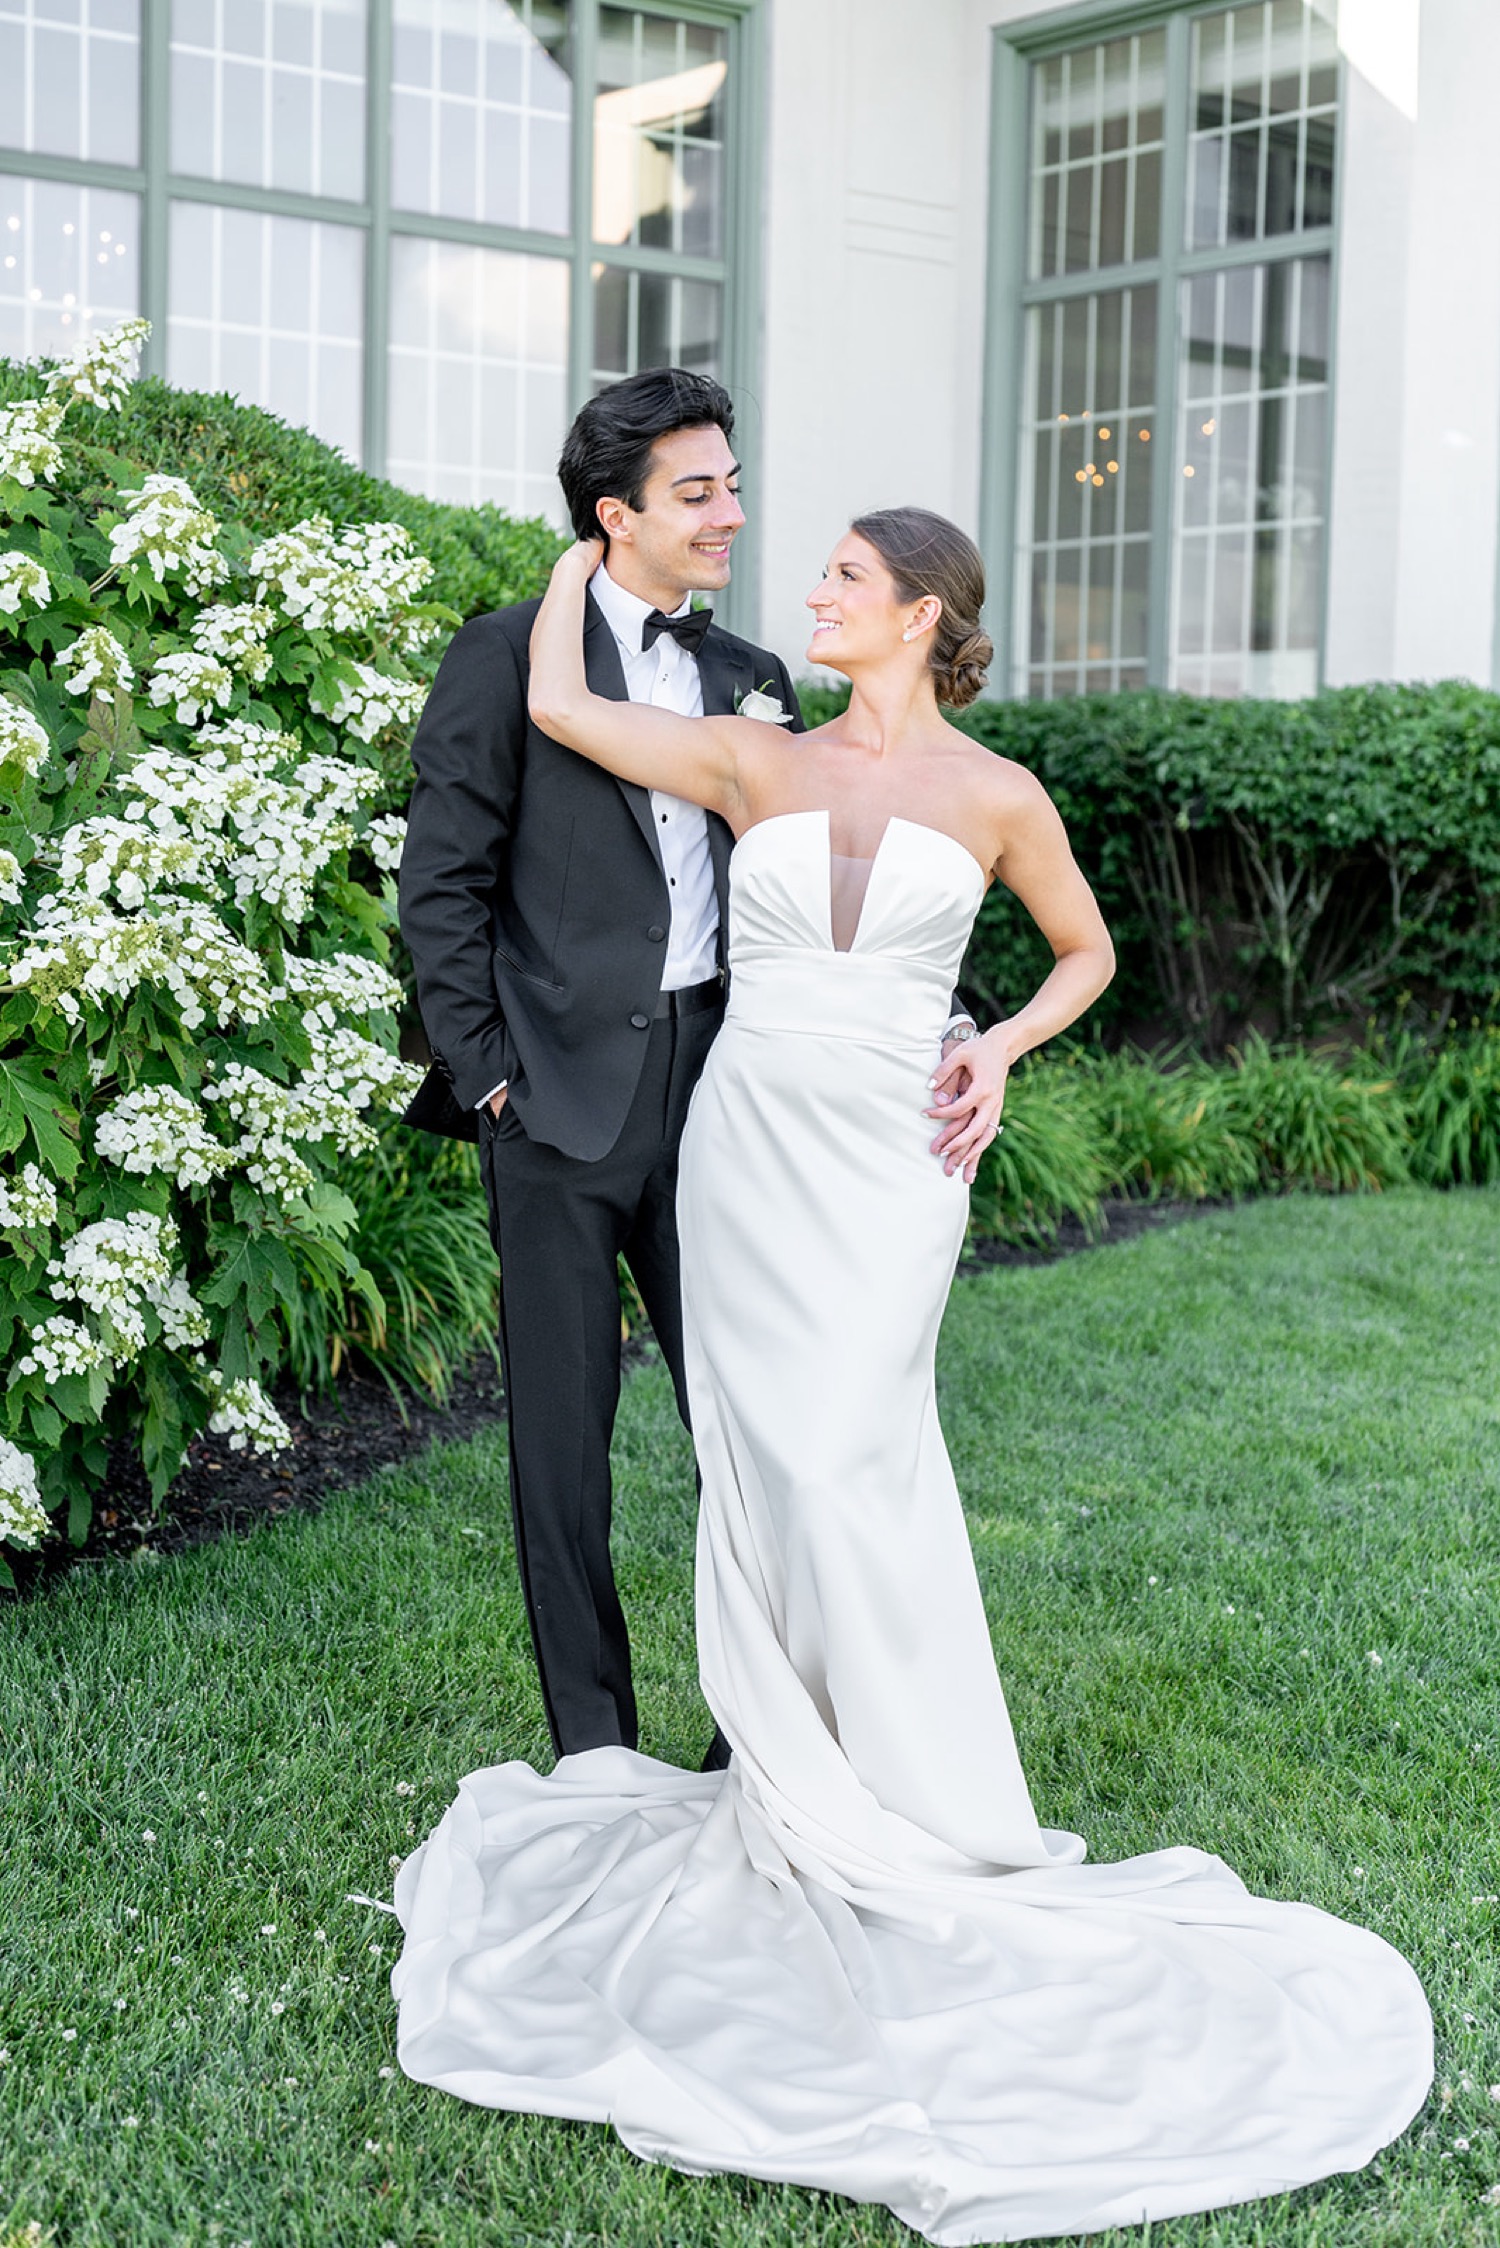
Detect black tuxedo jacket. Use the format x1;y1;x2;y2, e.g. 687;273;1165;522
398;592;805;1160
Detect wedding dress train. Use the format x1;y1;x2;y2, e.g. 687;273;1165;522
392;811;1431;2244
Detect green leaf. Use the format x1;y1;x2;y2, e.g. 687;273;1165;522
0;1055;81;1180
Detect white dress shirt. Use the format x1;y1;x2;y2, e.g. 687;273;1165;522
587;561;721;991
478;562;720;1108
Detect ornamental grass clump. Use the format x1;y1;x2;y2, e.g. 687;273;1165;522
0;318;454;1580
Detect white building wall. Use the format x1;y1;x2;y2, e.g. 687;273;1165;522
757;0;1500;694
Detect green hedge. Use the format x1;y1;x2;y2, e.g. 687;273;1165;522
798;680;1500;1046
0;363;566;625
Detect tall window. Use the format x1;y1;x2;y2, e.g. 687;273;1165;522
0;0;755;527
1004;0;1338;699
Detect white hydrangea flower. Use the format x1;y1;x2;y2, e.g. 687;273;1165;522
365;813;405;873
45;315;150;411
14;1313;112;1380
190;603;275;684
0;549;51;615
57;625;136;699
0;845;22;904
153;1269;211;1351
0;1161;57;1229
8;893;273;1029
250;516;434;634
310;660;426;743
0;698;50;787
95;1085;232;1189
109;475;227;597
0;1437;49;1549
0;395;65;488
199;1061;362;1192
47;1210;208;1360
306;1024;423;1113
276;950;403;1028
206;1371;291;1455
56;813;218;911
147;649;234;725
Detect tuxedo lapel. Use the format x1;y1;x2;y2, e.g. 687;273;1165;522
696;626;754;719
583;592;663;870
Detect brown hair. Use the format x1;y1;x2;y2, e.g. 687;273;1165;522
850;506;993;709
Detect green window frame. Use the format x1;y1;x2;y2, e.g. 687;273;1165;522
982;0;1341;700
0;0;765;616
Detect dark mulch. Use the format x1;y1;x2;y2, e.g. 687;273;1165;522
11;1197;1221;1596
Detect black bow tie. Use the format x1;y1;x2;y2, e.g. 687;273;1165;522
642;605;713;656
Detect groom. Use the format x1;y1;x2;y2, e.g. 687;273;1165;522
399;369;805;1768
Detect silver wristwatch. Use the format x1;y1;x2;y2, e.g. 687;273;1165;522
942;1022;979;1046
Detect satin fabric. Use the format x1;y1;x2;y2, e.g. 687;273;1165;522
393;811;1432;2243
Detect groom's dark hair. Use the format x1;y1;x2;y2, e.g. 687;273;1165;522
557;367;736;544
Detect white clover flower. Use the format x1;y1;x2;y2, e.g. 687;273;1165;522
147;649;234;725
310;659;426;744
0;846;21;904
14;1312;113;1380
0;1161;59;1229
0;697;50;787
250;516;434;635
56;813;218;910
0;548;51;615
206;1371;291;1456
109;475;227;597
57;625;137;699
0;1437;50;1549
45;315;150;411
191;603;275;684
365;814;405;874
95;1085;232;1189
9;893;272;1029
276;951;403;1029
0;394;65;487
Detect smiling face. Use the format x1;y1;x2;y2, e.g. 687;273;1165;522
805;530;938;674
595;424;745;610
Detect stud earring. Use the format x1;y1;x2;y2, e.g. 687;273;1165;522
902;629;914;642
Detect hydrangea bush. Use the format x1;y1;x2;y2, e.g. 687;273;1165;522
0;320;451;1579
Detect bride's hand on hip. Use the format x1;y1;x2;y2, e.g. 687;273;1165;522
925;1030;1013;1183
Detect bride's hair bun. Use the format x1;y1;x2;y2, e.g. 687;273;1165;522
849;507;992;708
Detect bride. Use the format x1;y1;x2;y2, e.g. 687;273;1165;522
391;508;1431;2245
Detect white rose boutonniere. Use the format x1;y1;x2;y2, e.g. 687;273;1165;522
735;682;794;725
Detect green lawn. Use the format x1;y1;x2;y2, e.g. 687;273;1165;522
2;1190;1497;2248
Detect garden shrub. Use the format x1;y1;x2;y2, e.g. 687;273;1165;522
0;358;566;629
795;679;1500;1046
0;319;458;1577
279;1129;500;1405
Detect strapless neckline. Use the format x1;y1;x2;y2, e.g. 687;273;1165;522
731;809;987;960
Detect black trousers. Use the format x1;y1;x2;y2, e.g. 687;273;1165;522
480;1005;721;1757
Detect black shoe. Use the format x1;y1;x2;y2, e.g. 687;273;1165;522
699;1728;732;1772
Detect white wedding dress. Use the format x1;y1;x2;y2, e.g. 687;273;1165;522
392;811;1432;2244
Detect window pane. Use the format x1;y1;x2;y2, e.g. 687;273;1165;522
590;260;720;387
594;5;726;257
1188;0;1338;250
1170;255;1328;697
0;175;139;361
166;202;363;459
1026;26;1164;279
0;0;140;164
391;0;572;234
387;235;568;520
170;0;365;199
1016;285;1157;698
